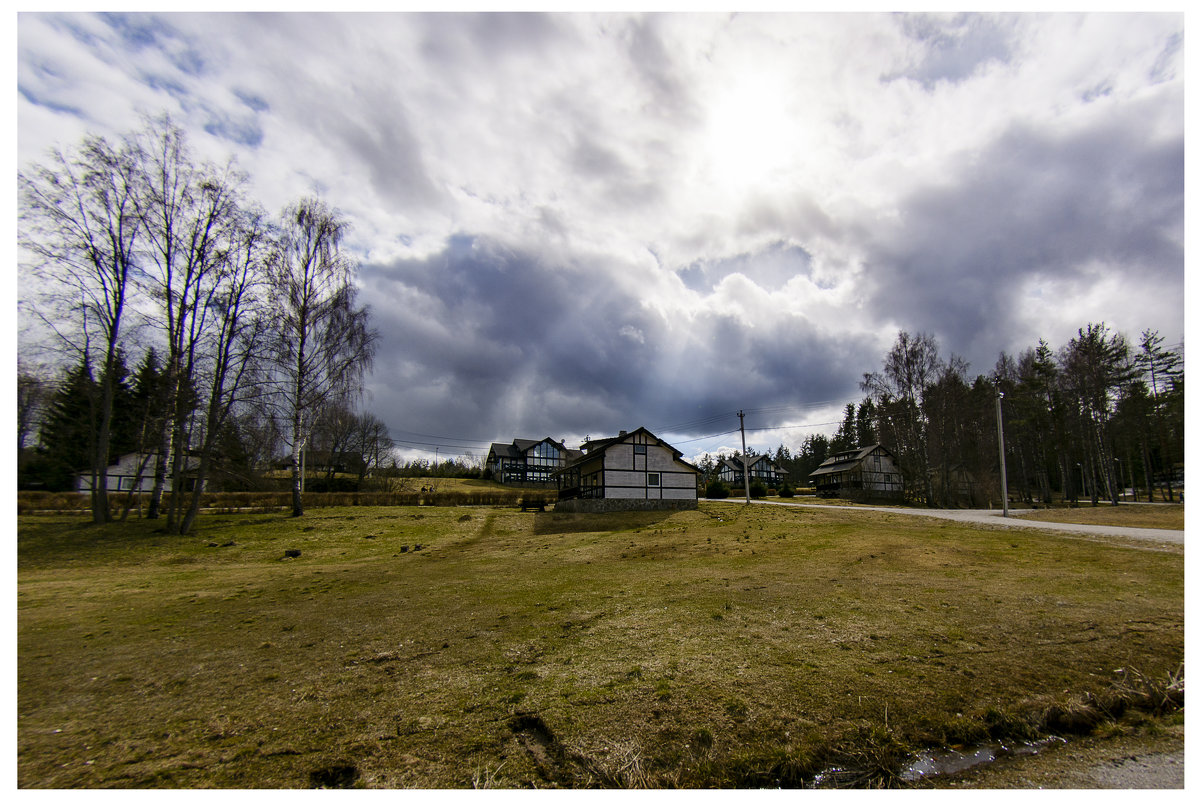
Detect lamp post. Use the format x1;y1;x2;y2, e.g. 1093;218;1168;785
995;390;1008;517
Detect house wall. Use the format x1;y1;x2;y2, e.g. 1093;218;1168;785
600;433;697;501
810;447;904;500
75;453;199;494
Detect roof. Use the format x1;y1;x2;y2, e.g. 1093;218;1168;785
562;427;700;473
487;437;573;460
718;454;783;471
807;444;890;479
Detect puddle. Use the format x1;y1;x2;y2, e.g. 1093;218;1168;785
899;737;1065;783
811;737;1066;788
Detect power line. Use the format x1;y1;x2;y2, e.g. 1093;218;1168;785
669;427;742;445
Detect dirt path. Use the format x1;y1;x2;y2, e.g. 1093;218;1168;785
711;499;1185;546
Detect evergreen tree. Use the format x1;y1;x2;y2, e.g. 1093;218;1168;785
38;357;99;491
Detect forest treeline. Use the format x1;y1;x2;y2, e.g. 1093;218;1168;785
729;326;1183;507
18;117;377;533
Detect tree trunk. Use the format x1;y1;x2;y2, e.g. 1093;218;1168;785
290;436;305;517
91;365;117;524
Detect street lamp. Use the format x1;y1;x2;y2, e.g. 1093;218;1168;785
996;390;1008;517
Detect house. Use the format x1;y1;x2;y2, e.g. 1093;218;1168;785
808;444;904;501
928;463;984;507
555;428;701;512
716;454;788;488
75;452;202;494
298;450;367;478
486;437;580;486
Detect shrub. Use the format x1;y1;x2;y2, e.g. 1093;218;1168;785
749;481;767;499
778;484;795;498
704;481;730;499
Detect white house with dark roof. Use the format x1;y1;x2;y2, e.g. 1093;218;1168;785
555;427;700;512
75;452;202;494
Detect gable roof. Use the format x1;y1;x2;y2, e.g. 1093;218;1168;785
566;427;700;473
808;444;892;478
718;453;782;470
487;437;574;461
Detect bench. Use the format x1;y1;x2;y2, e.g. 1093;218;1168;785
519;499;546;512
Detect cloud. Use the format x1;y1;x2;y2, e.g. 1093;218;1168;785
360;233;881;450
858;101;1184;370
16;11;1185;457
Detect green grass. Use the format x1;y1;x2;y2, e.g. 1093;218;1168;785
17;502;1183;788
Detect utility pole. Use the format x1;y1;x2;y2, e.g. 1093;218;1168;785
995;390;1008;517
738;410;751;505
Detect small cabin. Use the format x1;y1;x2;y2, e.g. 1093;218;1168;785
808;444;904;501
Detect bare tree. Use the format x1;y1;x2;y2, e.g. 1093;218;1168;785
17;362;54;451
1058;324;1134;506
268;198;377;516
19;135;143;522
861;331;942;504
1135;329;1184;502
175;208;272;536
134;117;252;531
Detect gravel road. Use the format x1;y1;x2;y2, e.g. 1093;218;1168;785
711;498;1185;545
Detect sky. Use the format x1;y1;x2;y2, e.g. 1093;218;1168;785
15;10;1186;464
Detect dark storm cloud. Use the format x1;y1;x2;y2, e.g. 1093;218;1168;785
861;110;1183;370
361;235;877;444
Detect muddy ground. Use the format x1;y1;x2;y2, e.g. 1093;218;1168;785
924;723;1185;789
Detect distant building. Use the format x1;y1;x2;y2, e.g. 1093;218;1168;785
808;444;904;501
75;452;202;494
716;454;788;488
486;437;580;486
555;427;700;512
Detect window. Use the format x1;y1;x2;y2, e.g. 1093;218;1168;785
647;473;660;486
634;444;647;455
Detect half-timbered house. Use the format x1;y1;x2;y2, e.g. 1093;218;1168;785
808;444;904;501
486;437;580;487
716;454;788;488
555;428;700;512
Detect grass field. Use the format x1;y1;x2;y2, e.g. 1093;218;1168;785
1016;503;1185;531
17;502;1183;788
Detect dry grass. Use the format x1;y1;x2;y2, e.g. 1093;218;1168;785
17;480;551;516
1015;503;1184;531
17;502;1183;788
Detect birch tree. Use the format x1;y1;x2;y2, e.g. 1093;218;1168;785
134;117;255;530
268;198;377;517
19;134;143;522
861;331;942;504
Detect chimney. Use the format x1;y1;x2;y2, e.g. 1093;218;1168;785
619;430;628;437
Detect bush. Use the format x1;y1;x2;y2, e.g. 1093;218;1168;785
749;481;767;499
704;481;731;499
778;484;795;498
